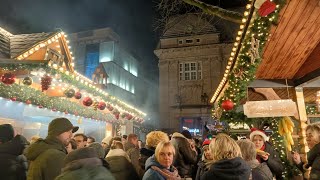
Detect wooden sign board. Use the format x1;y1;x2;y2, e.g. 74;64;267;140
243;99;298;118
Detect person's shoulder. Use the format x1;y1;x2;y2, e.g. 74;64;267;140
143;168;162;180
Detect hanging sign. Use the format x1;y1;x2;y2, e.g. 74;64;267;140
243;99;298;118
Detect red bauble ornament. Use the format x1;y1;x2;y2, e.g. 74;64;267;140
41;75;52;92
74;92;82;99
26;100;32;104
258;0;276;17
127;114;133;120
82;97;93;106
10;97;17;101
1;73;15;85
64;111;68;114
38;105;43;109
115;114;120;120
221;100;234;111
98;102;106;110
52;108;57;112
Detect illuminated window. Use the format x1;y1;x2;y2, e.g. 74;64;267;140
179;62;202;81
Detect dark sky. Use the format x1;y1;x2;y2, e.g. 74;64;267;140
0;0;159;77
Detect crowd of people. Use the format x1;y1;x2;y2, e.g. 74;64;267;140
0;117;320;180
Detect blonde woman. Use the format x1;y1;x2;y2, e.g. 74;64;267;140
201;133;250;180
140;131;169;171
237;139;273;180
293;122;320;180
143;141;180;180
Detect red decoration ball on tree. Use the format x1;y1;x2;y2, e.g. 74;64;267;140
82;97;93;106
98;102;106;110
74;92;82;99
1;73;15;85
127;114;133;120
26;100;32;104
221;99;234;111
10;97;17;101
41;75;52;92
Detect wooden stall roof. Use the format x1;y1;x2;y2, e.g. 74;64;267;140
255;0;320;81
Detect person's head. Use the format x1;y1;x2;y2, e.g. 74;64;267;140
155;141;175;169
237;139;256;161
146;131;169;149
66;139;77;154
101;136;112;149
111;140;124;150
63;147;98;171
48;117;79;146
74;133;87;149
202;139;212;160
122;134;127;143
86;136;95;146
88;142;105;158
128;134;138;146
250;128;268;149
209;133;242;162
109;136;121;147
181;130;192;139
306;123;320;149
0;124;15;143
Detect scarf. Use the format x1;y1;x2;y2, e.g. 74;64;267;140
151;166;181;180
256;144;266;163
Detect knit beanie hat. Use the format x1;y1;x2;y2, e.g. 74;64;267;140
181;130;192;139
48;117;78;137
64;147;98;166
0;124;14;143
101;136;112;145
202;139;211;148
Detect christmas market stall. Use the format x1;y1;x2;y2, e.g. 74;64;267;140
0;27;146;142
210;0;320;179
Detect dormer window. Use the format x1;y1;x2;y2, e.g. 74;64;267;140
46;48;64;66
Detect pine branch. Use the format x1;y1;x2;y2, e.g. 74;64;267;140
181;0;243;24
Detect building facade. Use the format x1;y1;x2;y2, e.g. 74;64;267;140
70;28;157;135
154;14;233;134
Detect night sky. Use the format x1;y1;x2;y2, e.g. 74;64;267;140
0;0;158;77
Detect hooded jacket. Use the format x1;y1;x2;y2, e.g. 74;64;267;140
247;160;273;180
0;135;29;180
143;155;180;180
170;132;198;177
24;136;67;180
195;153;212;180
200;157;251;180
106;149;139;180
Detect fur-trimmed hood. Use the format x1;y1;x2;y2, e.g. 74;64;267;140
106;149;130;162
171;132;187;139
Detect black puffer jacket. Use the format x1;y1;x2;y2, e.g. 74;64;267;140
139;146;155;172
170;132;198;177
0;135;29;180
201;157;251;180
262;142;284;179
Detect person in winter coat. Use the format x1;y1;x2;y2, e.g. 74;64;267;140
195;139;213;180
170;130;198;178
250;128;284;179
201;133;251;180
143;141;180;180
237;139;273;180
139;131;169;173
0;124;29;180
55;147;115;180
124;134;144;178
106;141;139;180
25;117;79;180
293;122;320;180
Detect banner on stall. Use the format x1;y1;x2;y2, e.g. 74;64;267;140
243;99;298;118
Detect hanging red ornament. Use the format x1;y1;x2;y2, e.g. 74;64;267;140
22;76;33;86
82;97;93;106
115;114;120;120
10;97;17;101
127;114;133;120
38;105;43;109
64;111;68;114
1;73;15;85
52;108;57;112
98;102;106;110
41;75;52;92
74;92;82;99
26;100;32;104
221;99;234;111
258;0;276;17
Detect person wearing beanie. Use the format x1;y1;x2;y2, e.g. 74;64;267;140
0;124;29;180
88;142;105;158
170;131;198;179
250;128;284;179
195;139;213;180
55;147;115;180
25;117;78;180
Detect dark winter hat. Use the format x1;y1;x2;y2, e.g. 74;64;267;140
0;124;14;143
181;130;192;139
64;147;98;166
48;117;78;137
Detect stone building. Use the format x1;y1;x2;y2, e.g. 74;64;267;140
154;14;233;134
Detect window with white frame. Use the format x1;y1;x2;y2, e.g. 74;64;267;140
179;62;202;80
